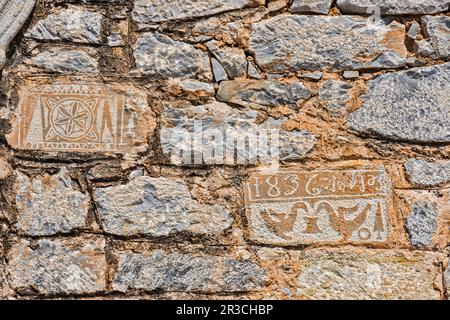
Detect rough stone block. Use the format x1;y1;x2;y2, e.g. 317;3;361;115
395;189;450;250
318;80;352;116
160;102;317;165
0;242;5;298
133;32;212;79
405;201;438;249
291;0;332;14
217;79;311;109
0;0;36;69
26;49;98;73
249;15;407;73
15;167;90;236
112;248;267;293
0;158;11;180
94;175;233;237
244;166;392;246
6;81;156;155
132;0;265;23
348;63;450;144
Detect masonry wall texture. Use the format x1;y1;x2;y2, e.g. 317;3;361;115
0;0;448;300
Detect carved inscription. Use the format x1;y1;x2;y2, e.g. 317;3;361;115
244;168;391;245
7;83;156;154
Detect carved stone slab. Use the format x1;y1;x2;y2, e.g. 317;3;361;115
244;167;392;245
6;82;156;155
0;0;36;68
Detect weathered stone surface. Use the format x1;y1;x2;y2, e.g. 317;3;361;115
337;0;450;15
291;0;332;14
0;243;3;290
302;71;323;81
6;82;156;155
0;242;10;298
0;0;36;69
15;167;89;236
0;158;11;180
245;167;392;246
1;0;449;301
296;249;445;299
112;249;267;293
86;164;122;182
217;79;311;109
394;189;449;250
407;21;421;41
160;102;317;165
27;8;103;44
8;237;106;295
132;0;265;23
276;129;318;161
416;16;450;59
414;39;435;58
249;15;407;73
183;7;268;47
26;49;98;73
207;41;247;79
406;57;424;67
107;20;127;47
0;247;4;298
318;80;352;116
405;201;438;249
348;63;450;143
133;32;211;79
405;159;450;187
268;0;289;12
93;175;233;237
343;71;359;79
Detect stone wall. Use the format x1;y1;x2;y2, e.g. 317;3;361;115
0;0;449;300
